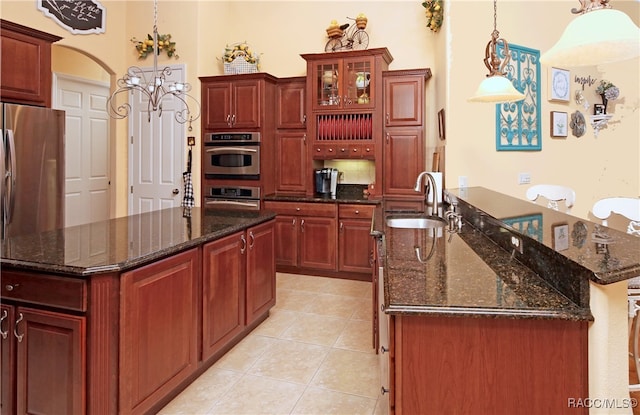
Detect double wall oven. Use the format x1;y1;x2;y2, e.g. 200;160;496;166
204;132;262;210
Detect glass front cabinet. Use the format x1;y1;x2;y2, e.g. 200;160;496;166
312;56;375;110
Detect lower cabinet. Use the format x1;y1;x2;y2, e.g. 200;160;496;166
245;220;276;324
1;304;85;415
120;248;199;415
338;204;375;273
379;311;588;414
265;201;337;271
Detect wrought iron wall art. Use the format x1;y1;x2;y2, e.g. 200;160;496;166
495;44;541;151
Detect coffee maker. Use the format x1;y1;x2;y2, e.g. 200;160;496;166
314;168;338;197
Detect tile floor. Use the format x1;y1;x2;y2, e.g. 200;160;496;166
158;272;383;415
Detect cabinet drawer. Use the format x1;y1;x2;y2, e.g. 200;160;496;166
264;201;337;217
339;204;375;219
1;271;87;312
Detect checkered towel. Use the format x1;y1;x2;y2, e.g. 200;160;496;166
181;148;195;208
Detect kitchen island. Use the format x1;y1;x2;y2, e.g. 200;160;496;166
0;207;276;415
373;187;640;415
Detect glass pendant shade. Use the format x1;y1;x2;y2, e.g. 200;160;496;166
468;75;525;103
540;8;640;66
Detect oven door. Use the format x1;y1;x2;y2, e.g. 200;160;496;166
204;144;260;179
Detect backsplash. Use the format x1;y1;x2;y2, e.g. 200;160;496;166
323;160;375;185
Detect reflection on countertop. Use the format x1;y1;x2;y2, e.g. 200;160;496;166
264;184;380;205
1;207;276;276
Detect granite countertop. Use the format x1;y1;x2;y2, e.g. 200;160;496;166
1;207;276;277
374;208;592;321
370;186;624;321
264;184;380;205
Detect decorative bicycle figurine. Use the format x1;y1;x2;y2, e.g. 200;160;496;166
325;15;369;52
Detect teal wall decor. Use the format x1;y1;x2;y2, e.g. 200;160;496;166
495;44;541;151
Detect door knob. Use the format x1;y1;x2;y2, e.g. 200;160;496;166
172;189;180;195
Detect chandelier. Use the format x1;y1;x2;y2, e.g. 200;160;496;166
106;0;200;126
468;0;525;103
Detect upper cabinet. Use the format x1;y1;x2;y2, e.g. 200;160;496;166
276;77;306;129
302;48;392;112
200;73;278;131
0;20;61;107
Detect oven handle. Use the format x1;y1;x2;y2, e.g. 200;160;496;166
205;147;258;154
205;200;260;208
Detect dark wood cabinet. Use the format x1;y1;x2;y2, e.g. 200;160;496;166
0;20;61;107
388;315;588;415
120;248;199;415
338;204;375;273
202;233;246;361
265;201;337;271
382;69;431;199
275;77;307;194
1;304;85;415
201;78;261;130
301;48;393;197
275;131;307;194
276;77;306;129
245;220;276;325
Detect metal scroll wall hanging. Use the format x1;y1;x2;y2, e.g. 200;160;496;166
495;43;541;151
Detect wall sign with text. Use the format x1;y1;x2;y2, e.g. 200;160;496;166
38;0;106;35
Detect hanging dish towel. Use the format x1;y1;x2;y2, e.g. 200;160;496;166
182;147;195;208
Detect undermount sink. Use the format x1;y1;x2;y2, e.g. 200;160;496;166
385;214;447;229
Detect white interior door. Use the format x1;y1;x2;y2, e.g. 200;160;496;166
54;74;111;227
129;64;186;215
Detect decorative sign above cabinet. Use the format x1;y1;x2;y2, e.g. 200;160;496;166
38;0;106;35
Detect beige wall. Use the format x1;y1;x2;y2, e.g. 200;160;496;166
3;1;636;220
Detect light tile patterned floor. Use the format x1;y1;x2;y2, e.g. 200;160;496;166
158;273;383;415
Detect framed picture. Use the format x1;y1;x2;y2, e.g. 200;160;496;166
549;67;570;102
552;223;570;251
594;104;606;115
438;108;446;140
550;111;568;138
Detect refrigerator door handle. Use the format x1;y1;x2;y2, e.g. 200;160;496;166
5;129;16;224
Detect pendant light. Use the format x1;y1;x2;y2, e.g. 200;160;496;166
469;0;525;103
106;0;200;126
540;0;640;67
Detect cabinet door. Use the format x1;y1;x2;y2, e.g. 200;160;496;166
277;78;306;129
202;232;246;361
120;249;199;415
273;214;299;267
202;81;233;129
339;218;373;273
310;57;376;110
0;305;15;415
232;80;261;129
15;307;85;415
0;22;59;107
299;216;337;270
384;128;424;197
246;220;276;325
384;75;424;127
276;131;307;193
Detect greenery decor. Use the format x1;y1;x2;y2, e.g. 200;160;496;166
422;0;443;33
222;42;260;65
131;34;178;59
595;80;620;101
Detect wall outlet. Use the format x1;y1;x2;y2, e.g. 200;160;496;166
458;176;468;189
510;235;523;254
518;172;531;185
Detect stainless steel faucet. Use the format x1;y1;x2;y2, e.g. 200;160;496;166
414;171;440;216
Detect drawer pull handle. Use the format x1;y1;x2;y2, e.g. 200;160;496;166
240;235;247;254
380;346;389;354
14;313;24;342
301;219;305;232
5;284;19;292
381;386;390;395
0;310;8;339
292;218;296;226
249;231;255;249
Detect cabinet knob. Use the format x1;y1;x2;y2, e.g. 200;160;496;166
352;148;358;153
328;148;333;153
316;148;321;152
5;284;19;292
340;148;346;153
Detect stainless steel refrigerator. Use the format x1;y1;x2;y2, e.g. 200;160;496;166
1;103;65;239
